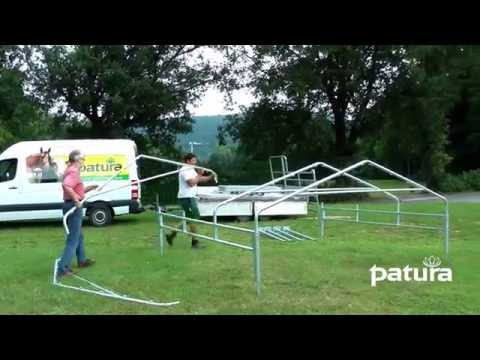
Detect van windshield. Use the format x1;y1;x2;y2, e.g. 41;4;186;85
0;159;18;182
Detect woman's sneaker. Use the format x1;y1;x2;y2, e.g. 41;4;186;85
78;259;95;268
56;269;75;282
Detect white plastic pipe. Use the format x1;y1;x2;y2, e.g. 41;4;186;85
53;259;179;307
63;153;218;234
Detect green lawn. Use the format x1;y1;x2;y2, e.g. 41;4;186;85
0;201;478;314
366;179;415;189
363;179;423;200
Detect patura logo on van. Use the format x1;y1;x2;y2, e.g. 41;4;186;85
77;155;129;181
80;157;122;172
369;256;452;287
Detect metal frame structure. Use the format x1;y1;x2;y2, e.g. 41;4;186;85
209;158;448;295
258;226;314;242
257;159;449;252
58;154;448;300
210;159;405;294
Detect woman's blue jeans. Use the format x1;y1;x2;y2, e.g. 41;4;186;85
57;201;86;273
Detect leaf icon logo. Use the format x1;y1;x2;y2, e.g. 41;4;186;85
423;256;441;268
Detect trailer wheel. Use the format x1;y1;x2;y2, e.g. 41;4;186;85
88;204;113;227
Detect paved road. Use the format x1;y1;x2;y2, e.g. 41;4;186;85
398;192;480;203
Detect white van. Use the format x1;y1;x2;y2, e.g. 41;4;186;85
0;139;144;226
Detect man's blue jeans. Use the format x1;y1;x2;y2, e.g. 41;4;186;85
57;201;86;273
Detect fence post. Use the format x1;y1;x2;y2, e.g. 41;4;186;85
253;228;261;295
159;211;164;256
320;202;325;239
396;201;401;226
156;194;164;256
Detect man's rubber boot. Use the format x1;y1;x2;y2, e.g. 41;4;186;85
166;231;177;246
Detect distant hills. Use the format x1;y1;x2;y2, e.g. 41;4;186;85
176;115;226;161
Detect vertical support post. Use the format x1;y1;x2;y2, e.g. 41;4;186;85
253;228;261;295
320;202;325;239
312;169;320;209
269;157;274;181
281;156;287;187
159;210;164;256
315;198;321;241
444;202;449;258
396;201;401;226
355;204;360;223
156;194;164;256
213;211;219;241
182;210;187;232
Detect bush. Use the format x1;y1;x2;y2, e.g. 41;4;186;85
438;174;468;192
438;169;480;192
462;169;480;190
206;145;270;185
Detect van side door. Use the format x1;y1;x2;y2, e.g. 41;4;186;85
0;158;23;221
20;153;64;220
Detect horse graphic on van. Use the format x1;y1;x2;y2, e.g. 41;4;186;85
26;147;60;183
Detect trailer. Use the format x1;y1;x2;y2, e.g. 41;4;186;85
194;156;322;218
196;185;309;217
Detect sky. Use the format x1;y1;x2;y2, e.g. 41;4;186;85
188;86;255;116
186;46;255;116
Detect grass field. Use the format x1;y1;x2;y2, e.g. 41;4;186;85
0;200;478;314
366;179;414;189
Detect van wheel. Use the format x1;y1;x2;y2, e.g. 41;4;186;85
237;216;252;222
88;204;112;227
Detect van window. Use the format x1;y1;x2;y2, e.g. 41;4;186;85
0;159;18;182
25;149;61;184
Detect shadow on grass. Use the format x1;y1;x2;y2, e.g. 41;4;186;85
0;220;60;230
0;216;143;230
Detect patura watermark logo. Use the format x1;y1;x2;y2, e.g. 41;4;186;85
369;256;452;287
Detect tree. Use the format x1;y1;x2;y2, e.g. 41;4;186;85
206;144;270;185
361;46;463;185
219;100;334;163
27;45;219;151
446;46;480;173
220;45;405;157
0;46;56;150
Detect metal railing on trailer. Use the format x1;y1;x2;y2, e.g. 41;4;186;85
269;155;318;188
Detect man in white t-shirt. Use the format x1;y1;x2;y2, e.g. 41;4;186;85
166;153;215;249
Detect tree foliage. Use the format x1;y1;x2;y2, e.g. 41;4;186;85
0;46;56;150
206;144;270;185
219;101;334;163
219;45;405;156
2;44;480;188
446;46;480;173
27;45;219;151
218;45;480;185
360;46;463;185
